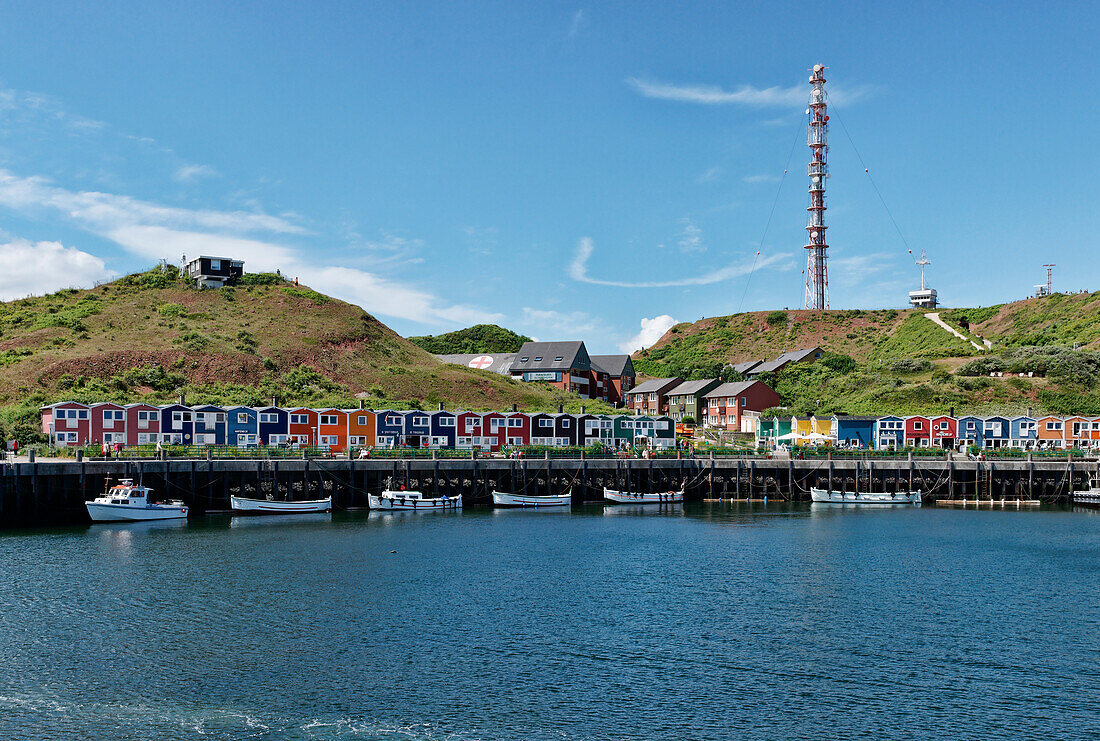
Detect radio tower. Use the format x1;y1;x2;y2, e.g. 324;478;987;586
803;64;829;311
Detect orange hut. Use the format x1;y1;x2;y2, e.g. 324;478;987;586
347;408;375;450
317;408;349;452
1036;416;1066;448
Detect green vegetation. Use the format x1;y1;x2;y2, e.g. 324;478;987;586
633;292;1100;416
0;265;621;445
408;324;533;354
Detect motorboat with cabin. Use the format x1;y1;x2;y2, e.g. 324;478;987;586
230;495;332;514
85;479;188;522
1072;475;1100;507
810;488;922;504
492;490;572;508
603;488;683;504
368;490;462;511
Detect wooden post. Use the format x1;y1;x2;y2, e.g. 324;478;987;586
736;458;742;498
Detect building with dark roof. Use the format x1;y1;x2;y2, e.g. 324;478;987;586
625;377;683;416
664;378;723;423
184;255;244;288
589;354;636;406
702;380;781;432
744;347;823;376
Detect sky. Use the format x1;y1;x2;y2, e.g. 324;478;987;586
0;1;1095;353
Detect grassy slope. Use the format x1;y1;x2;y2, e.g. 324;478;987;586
631;292;1100;416
407;323;532;354
0;270;614;436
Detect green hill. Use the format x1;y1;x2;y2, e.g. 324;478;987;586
632;293;1100;417
0;267;612;443
408;323;531;354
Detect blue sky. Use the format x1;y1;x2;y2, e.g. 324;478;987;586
0;1;1094;353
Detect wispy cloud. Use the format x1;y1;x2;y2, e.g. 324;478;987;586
463;225;499;255
568;9;586;37
569;237;790;288
742;173;780;184
0;238;116;299
626;77;870;107
522;306;597;336
676;219;705;253
0;88;107;132
173;164;218;182
697;166;722;183
0;169;498;326
620;315;678;353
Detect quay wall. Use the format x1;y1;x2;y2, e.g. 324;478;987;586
0;457;1097;528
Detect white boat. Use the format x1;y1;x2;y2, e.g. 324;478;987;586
230;495;332;514
492;490;571;508
1073;477;1100;506
603;488;683;504
810;488;921;504
368;490;462;511
86;479;188;523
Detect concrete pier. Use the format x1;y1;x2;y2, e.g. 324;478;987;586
0;457;1094;527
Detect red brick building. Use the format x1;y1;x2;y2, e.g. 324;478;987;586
702;380;781;432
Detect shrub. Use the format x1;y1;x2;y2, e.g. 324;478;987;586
890;358;933;374
821;352;857;374
239;272;286;287
156;303;187;317
765;311;788;326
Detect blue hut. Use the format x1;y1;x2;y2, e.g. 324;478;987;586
832;415;875;449
956;415;983;448
159;403;195;445
192;405;227;445
401;410;431;448
1010;415;1037;448
428;410;457;448
374;410;403;448
980;416;1011;449
874;416;905;449
227;406;259;447
256;406;289;445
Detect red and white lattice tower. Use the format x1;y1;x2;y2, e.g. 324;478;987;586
803;64;829;311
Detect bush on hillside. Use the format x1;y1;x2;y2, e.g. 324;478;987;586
821;352;857;374
890;358;933;374
239;272;286;287
765;311;788;326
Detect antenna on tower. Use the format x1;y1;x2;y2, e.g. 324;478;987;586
908;249;938;309
1035;264;1055;297
802;64;829;311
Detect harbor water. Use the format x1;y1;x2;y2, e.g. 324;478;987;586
1;503;1098;740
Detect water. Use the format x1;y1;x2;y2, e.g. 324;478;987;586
1;503;1098;740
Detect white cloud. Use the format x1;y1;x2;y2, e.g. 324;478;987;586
620;315;678;353
358;229;425;254
742;173;781;184
174;164;218;182
697;166;721;183
626;77;870;107
0;170;305;236
568;9;586;37
676;219;705;253
0;169;499;326
0;239;115;299
569;237;790;288
521;307;597;336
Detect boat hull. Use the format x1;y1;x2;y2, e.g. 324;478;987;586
86;502;188;522
368;492;462;511
603;488;683;504
492;491;571;508
230;495;332;514
810;488;921;504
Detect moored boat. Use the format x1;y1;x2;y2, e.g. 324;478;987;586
86;479;188;523
368;490;462;511
810;488;921;504
492;490;571;508
230;495;332;514
603;488;683;504
1072;476;1100;507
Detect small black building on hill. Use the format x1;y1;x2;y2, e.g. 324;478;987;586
185;256;244;288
